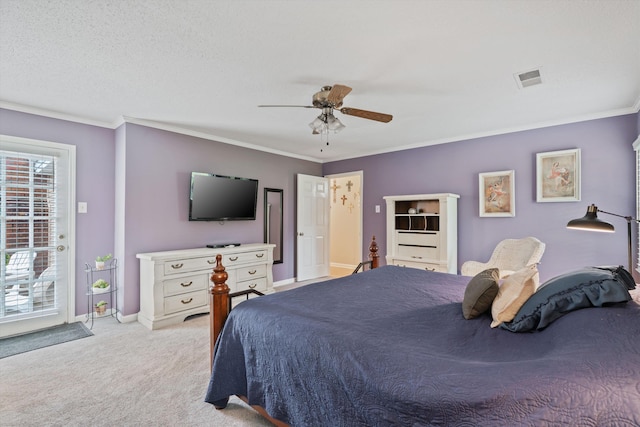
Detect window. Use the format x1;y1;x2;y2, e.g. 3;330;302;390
1;151;58;317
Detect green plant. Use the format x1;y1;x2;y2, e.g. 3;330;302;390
96;254;113;262
92;279;109;289
95;300;107;307
5;253;9;265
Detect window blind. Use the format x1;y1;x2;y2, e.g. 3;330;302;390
1;150;59;318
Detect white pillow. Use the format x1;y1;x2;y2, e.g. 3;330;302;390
490;264;539;328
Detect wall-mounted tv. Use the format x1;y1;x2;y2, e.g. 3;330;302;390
189;172;259;221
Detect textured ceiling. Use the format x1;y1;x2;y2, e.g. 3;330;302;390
1;0;639;162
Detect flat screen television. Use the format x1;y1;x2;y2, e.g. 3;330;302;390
189;172;258;221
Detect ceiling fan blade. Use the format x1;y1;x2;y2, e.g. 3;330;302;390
339;107;393;123
258;105;316;108
327;85;352;106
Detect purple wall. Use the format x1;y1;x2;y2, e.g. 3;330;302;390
0;108;116;314
2;107;638;317
119;124;321;315
323;114;639;283
1;110;321;316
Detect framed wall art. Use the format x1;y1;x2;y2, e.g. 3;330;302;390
479;170;515;217
536;148;581;202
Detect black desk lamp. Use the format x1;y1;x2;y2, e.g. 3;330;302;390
567;204;639;273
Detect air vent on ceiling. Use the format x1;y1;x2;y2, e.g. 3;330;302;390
514;68;542;89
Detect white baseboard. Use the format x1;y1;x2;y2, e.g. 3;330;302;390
331;262;357;270
75;309;137;324
273;278;295;288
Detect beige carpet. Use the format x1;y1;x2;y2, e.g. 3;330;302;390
0;314;272;427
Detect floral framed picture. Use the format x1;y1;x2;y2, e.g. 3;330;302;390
479;170;515;217
536;148;581;202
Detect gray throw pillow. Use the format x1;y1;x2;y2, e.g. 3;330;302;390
462;268;500;319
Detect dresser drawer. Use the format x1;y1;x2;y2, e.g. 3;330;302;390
236;263;267;281
397;244;438;260
393;259;444;272
236;277;268;293
164;289;208;315
163;256;217;276
397;231;438;246
163;273;208;297
223;250;267;267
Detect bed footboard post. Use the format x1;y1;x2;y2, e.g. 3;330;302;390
210;254;229;371
369;235;379;269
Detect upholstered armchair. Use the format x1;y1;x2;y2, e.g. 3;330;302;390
461;237;546;278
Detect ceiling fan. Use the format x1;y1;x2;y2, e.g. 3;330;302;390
259;84;393;135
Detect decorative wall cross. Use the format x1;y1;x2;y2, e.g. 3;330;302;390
348;202;354;213
330;180;341;203
346;180;353;192
341;194;348;205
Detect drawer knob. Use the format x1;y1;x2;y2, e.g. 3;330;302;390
171;263;184;269
249;283;257;289
181;298;193;304
207;259;216;264
180;281;193;287
248;269;257;275
411;256;423;259
229;256;239;262
256;253;264;258
424;267;435;271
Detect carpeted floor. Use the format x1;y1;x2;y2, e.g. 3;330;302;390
0;322;93;359
0;314;272;426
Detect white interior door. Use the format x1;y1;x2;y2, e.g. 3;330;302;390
0;135;75;338
296;174;329;281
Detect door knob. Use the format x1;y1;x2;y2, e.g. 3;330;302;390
57;245;65;252
298;232;304;236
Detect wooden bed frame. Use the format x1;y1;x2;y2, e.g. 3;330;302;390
207;236;379;424
208;236;379;369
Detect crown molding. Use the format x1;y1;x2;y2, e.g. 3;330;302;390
121;116;320;163
0;101;114;129
2;101;638;164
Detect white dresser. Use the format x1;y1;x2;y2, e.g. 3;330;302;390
384;193;459;274
136;243;275;330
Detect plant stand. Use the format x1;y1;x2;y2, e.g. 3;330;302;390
85;258;120;329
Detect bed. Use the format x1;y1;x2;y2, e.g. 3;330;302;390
205;260;640;426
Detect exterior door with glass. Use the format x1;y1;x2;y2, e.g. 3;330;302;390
0;135;75;338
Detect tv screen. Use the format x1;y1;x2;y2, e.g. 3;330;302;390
189;172;258;221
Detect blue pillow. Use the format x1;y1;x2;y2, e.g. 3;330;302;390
501;266;634;332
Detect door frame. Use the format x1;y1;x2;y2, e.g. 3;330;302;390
0;134;76;336
325;171;364;275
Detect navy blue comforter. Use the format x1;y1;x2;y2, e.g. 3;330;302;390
205;266;640;426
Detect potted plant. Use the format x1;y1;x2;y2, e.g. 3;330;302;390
95;254;112;270
95;300;108;315
92;278;110;293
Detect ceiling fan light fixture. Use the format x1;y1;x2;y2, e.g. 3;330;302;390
326;114;345;132
309;116;326;133
262;84;392;136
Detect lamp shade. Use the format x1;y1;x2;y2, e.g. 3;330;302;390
566;204;614;232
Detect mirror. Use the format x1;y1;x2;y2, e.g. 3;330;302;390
264;188;283;264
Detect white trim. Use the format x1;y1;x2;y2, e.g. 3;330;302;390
322;107;640;162
121;116;319;163
325;170;364;269
74;311;137;324
330;262;358;270
0;134;76;327
3;101;638;164
635;137;640;274
0;101;114;129
273;278;296;288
